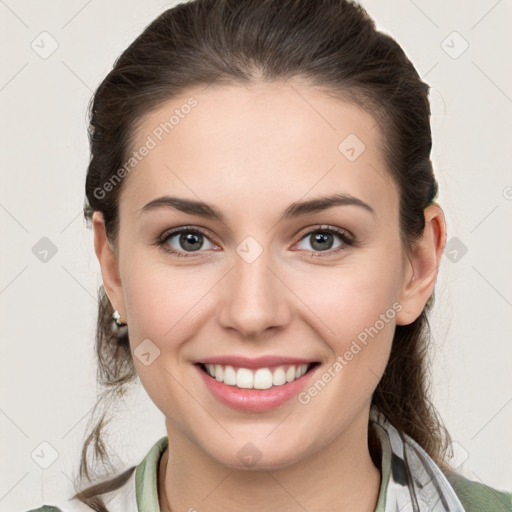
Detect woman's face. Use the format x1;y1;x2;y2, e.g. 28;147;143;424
94;80;424;469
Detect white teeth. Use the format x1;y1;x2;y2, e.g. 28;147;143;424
272;367;286;386
254;368;273;389
223;365;237;385
236;368;253;389
214;364;223;382
295;364;308;379
203;363;312;389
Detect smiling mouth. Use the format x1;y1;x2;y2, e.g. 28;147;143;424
197;362;320;390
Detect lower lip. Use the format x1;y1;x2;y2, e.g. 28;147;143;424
196;365;317;412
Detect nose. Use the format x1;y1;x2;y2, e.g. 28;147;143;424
217;247;292;339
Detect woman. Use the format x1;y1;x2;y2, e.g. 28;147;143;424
28;0;512;510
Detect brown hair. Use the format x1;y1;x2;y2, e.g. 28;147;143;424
74;0;451;509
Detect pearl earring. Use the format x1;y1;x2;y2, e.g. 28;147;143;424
112;310;127;326
112;310;128;337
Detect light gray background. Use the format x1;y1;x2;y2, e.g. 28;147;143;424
1;0;511;510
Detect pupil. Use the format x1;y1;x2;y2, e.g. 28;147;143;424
181;233;202;251
312;232;332;250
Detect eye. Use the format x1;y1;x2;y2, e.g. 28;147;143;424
294;226;354;256
157;227;218;258
156;225;355;259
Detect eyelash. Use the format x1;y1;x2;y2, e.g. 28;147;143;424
156;225;356;259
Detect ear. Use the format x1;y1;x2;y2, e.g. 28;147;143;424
395;204;446;326
92;211;126;319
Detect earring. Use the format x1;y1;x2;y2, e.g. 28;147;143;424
112;310;128;337
113;310;127;326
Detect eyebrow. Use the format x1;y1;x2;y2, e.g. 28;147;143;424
140;193;376;221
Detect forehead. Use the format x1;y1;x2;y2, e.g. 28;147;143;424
119;80;398;222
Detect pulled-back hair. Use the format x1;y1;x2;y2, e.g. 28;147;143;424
75;1;450;510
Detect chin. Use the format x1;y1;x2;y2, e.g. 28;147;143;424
204;438;311;472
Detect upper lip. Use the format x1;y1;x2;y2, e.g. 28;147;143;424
197;355;317;369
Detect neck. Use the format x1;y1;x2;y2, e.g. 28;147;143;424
158;410;381;512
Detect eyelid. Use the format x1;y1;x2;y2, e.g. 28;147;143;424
158;225;214;244
294;224;354;243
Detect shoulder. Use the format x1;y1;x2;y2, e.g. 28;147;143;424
24;436;168;512
444;469;512;512
26;507;65;512
25;502;93;512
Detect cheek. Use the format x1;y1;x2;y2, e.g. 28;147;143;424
295;258;403;346
121;236;404;352
276;266;399;464
120;250;213;344
290;256;402;401
119;256;211;420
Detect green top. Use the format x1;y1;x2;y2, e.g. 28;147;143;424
27;435;512;511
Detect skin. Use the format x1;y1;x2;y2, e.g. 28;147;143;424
93;79;446;511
